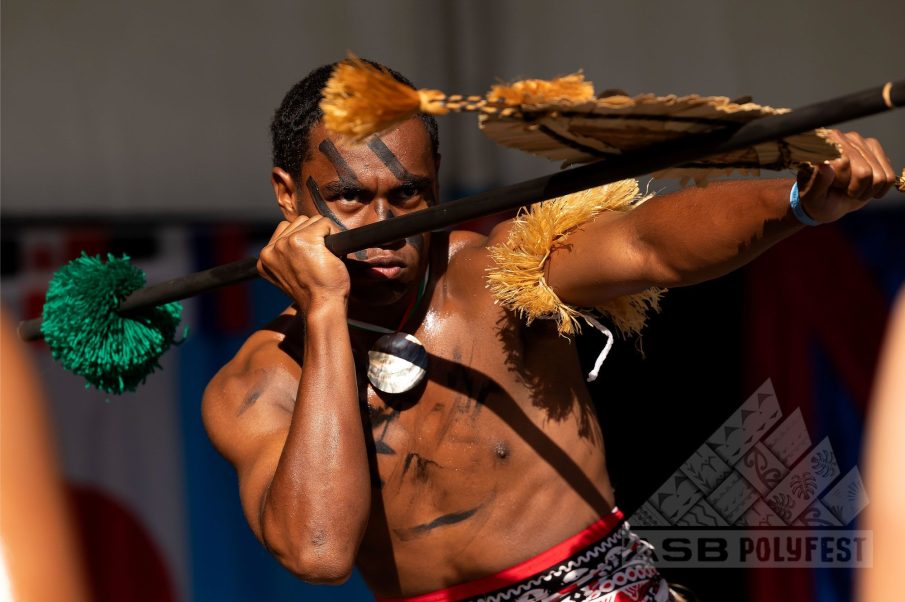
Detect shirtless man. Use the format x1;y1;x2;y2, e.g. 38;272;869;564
202;62;897;601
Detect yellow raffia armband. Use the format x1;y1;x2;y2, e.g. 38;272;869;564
485;179;664;337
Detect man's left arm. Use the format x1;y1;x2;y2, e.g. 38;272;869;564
546;130;898;307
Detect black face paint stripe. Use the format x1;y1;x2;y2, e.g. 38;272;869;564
367;136;415;182
406;234;423;254
314;139;371;259
368;138;436;206
306;177;347;231
318;139;361;187
306;177;368;260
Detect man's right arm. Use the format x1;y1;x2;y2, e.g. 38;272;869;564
202;216;371;583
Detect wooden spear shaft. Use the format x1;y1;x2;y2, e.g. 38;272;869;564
18;79;904;342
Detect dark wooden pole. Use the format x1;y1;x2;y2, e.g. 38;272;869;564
18;79;904;341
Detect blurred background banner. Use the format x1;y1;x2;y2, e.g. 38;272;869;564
2;1;903;601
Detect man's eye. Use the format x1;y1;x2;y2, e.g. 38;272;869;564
398;184;419;199
335;189;368;206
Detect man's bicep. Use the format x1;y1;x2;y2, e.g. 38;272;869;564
542;211;660;307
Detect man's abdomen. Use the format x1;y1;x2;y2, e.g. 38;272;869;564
358;375;615;597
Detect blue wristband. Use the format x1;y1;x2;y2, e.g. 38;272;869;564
789;181;820;226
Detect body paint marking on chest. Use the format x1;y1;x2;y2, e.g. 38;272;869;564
401;452;440;483
370;406;399;455
393;506;482;541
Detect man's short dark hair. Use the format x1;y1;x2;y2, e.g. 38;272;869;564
270;60;440;182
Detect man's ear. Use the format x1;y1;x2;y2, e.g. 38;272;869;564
272;167;300;221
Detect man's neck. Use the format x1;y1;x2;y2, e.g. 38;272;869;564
346;264;429;332
347;293;414;331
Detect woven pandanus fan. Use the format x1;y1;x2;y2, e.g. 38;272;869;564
322;56;843;186
478;94;845;185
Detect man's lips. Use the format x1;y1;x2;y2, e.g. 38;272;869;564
345;256;407;280
366;265;402;279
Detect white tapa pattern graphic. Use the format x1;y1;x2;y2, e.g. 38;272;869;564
630;379;868;528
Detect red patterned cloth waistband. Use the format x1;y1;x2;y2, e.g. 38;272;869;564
376;507;671;602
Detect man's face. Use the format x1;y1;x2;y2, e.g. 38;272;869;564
292;117;438;306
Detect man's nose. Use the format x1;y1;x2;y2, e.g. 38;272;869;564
371;198;396;222
369;199;404;250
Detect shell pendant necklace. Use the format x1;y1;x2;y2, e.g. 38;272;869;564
347;265;430;395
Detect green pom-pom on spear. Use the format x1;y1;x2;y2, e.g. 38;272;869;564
40;253;184;395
